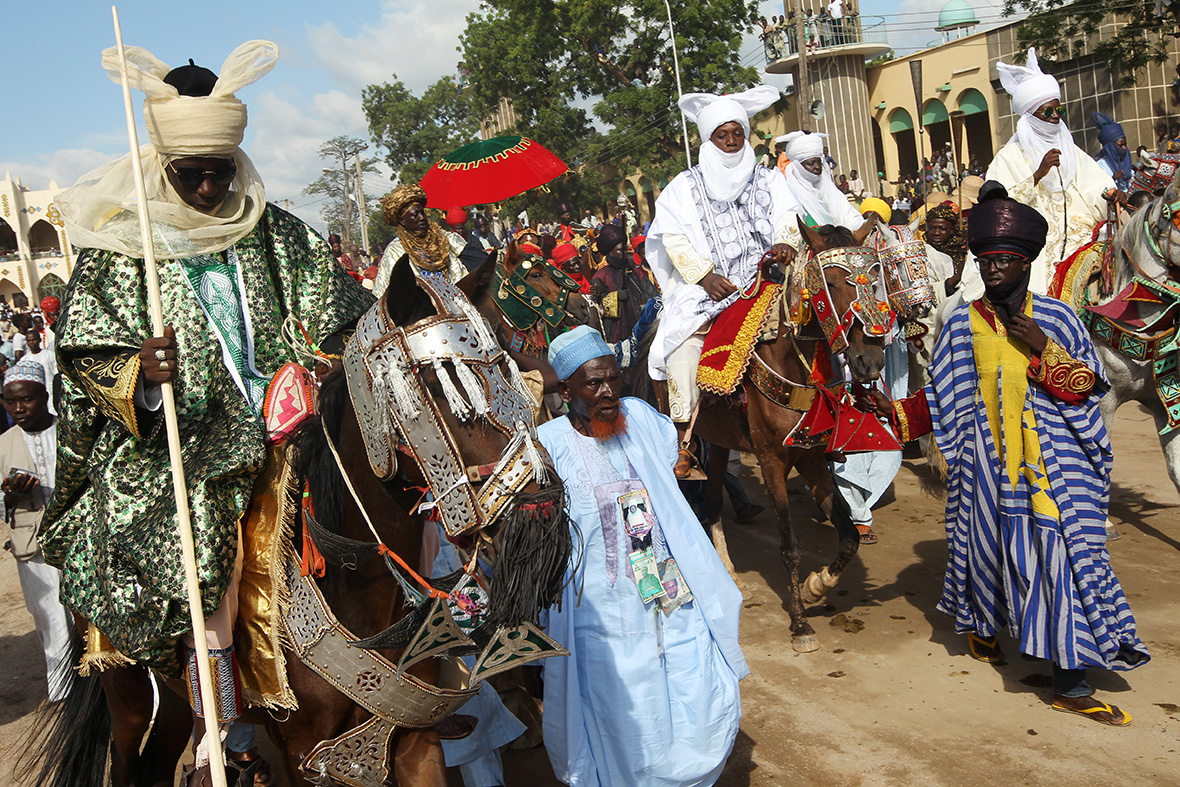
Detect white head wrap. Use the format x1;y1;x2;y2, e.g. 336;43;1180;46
776;131;848;225
678;85;780;202
56;40;278;259
996;48;1075;192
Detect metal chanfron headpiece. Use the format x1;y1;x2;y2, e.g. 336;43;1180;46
344;272;550;537
876;225;936;319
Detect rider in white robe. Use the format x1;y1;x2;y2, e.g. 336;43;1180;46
646;86;795;448
775;130;866;246
986;48;1116;295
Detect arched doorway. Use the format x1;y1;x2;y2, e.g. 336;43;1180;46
28;219;61;256
0;278;25;309
889;108;918;181
0;218;17;259
956;88;993;170
922;98;951;163
38;273;66;303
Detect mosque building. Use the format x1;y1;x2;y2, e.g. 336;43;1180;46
0;175;72;308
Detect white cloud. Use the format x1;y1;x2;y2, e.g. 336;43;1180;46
305;0;480;93
0;148;114;192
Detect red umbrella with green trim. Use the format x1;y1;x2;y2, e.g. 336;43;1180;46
418;135;568;209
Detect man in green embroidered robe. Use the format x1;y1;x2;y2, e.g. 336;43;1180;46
42;40;372;779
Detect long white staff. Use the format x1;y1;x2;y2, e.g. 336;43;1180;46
110;7;229;785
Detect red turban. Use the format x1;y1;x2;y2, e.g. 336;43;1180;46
550;243;578;264
40;296;61;324
446;207;469;227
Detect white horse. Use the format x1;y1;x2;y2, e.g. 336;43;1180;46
1086;183;1180;501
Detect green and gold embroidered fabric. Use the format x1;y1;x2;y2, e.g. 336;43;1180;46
42;204;373;672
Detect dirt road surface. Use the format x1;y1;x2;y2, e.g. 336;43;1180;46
1;404;1176;786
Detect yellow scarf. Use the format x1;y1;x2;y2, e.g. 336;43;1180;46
398;222;452;272
970;296;1060;520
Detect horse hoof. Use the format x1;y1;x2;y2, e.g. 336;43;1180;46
792;634;820;653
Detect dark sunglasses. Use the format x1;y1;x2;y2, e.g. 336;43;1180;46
1038;105;1066;120
976;254;1026;271
168;162;237;186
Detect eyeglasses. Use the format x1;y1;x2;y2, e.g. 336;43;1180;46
168;162;237;186
976;254;1026;271
1037;105;1066;120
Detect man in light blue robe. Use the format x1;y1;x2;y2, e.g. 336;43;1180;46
537;326;748;786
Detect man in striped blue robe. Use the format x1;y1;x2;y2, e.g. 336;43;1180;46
863;186;1149;726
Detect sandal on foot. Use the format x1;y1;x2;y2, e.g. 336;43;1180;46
1052;698;1132;727
227;748;275;787
856;524;878;545
735;503;764;523
966;632;1003;663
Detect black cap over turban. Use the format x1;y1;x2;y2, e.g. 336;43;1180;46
596;224;626;254
163;59;219;97
967;184;1048;260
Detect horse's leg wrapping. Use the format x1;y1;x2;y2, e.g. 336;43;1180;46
800;566;841;605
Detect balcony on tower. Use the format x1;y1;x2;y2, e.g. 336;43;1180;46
762;13;890;73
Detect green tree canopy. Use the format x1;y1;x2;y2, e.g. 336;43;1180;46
461;0;761;213
363;76;481;186
1005;0;1178;83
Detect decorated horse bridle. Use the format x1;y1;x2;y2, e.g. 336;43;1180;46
493;251;580;334
799;246;895;354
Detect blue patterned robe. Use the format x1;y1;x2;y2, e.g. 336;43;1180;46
927;295;1148;671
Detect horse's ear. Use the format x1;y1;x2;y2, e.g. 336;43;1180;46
457;248;498;300
504;240;519;270
798;216;824;253
852;216;875;246
384;254;433;326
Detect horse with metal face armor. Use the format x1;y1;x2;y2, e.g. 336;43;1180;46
30;254;573;787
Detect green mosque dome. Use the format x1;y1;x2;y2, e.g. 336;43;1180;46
937;0;979;30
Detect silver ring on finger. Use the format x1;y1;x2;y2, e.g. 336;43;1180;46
155;349;167;361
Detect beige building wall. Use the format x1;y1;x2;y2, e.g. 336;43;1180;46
0;175;73;308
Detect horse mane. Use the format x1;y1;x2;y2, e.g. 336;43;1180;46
291;369;349;536
1112;194;1175;293
814;224;858;249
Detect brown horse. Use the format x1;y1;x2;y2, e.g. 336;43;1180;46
659;220;885;652
29;254;572;787
459;241;596;356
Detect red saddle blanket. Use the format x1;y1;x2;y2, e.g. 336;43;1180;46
697;280;782;396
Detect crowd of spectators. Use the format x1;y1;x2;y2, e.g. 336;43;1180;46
759;0;861;60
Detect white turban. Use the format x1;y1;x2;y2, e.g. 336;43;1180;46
57;41;278;259
678;85;780;201
679;85;781;141
996;48;1075;192
997;47;1060;118
777;131;827;163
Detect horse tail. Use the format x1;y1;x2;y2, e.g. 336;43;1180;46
15;630;111;787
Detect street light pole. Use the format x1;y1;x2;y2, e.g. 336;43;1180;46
664;0;692;167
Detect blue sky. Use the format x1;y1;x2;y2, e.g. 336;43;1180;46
3;0;1009;231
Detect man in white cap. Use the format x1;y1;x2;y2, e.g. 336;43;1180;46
647;85;797;474
987;47;1122;293
47;41;371;783
0;360;72;704
537;325;747;786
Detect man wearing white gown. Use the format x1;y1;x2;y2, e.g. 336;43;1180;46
986;48;1120;294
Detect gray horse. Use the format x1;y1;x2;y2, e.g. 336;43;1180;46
1085;184;1180;506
